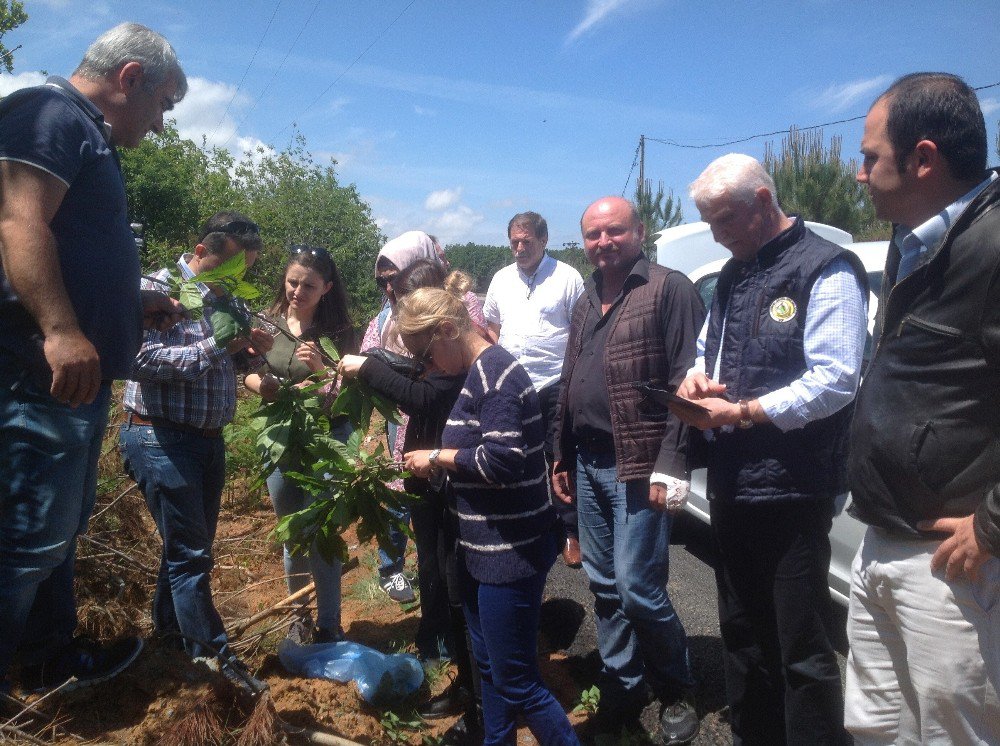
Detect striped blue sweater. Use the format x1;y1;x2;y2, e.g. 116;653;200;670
443;344;557;584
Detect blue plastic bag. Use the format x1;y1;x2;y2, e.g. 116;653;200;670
277;638;424;705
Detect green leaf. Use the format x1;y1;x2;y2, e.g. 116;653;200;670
318;336;341;363
191;251;247;285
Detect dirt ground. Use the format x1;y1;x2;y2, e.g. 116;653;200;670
3;410;591;745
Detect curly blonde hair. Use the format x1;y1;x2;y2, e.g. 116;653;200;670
396;287;471;340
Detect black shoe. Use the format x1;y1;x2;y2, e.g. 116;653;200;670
419;684;471;720
286;617;314;645
658;694;699;745
439;713;484;745
379;571;416;603
219;656;269;699
19;636;143;693
312;627;345;644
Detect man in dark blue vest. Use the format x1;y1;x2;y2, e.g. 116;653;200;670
672;154;867;745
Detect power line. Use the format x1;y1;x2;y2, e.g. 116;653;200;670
209;0;283;142
222;0;322;150
643;80;1000;151
271;0;419;142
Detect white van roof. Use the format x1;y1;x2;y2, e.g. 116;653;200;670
654;221;854;275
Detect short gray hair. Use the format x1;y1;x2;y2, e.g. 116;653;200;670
74;22;187;102
689;153;778;210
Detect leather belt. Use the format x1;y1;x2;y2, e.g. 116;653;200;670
127;412;223;439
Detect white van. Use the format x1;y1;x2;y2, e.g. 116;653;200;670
656;221;888;606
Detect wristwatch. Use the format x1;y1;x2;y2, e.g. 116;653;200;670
737;400;754;429
428;449;442;469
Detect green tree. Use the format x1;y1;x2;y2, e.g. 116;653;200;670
764;127;890;241
120;123;239;269
444;242;512;292
233;133;384;326
0;1;27;73
552;243;592;277
634;178;682;258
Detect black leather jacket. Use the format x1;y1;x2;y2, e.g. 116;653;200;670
848;171;1000;554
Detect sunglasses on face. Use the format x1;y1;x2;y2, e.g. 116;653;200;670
375;273;398;290
290;244;332;261
414;333;438;366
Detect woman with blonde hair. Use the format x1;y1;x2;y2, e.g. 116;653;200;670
401;288;578;746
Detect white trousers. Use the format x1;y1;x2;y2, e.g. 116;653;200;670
845;527;1000;745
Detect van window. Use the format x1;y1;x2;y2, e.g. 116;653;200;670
695;274;718;309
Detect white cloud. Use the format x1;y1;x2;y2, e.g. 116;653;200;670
413;104;436;117
171;76;251;148
566;0;640;44
980;96;1000;117
370;194;487;246
427;205;485;242
807;75;892;113
0;71;47;97
327;97;350;114
425;188;463;211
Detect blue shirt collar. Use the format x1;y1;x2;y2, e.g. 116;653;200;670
901;172;998;255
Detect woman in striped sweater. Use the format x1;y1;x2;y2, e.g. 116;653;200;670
400;288;578;746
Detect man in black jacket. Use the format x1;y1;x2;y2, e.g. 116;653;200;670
846;72;1000;744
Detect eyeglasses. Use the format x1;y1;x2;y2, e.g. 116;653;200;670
214;220;260;236
290;244;331;261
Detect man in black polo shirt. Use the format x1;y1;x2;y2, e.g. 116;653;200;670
552;196;704;743
0;23;186;693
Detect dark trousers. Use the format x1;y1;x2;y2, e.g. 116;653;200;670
409;484;453;659
709;498;848;746
538;383;577;539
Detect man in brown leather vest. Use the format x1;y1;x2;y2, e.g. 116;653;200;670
552;196;704;744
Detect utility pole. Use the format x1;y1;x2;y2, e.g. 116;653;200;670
638;135;645;199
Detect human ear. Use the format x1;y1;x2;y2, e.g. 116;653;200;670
912;140;939;179
118;61;144;93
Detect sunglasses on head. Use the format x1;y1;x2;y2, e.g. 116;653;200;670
213;220;260;237
290;244;332;260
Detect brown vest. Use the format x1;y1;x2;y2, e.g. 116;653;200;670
561;264;673;481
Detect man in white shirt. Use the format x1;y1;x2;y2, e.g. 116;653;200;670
483;212;584;566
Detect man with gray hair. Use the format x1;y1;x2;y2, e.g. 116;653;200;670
0;22;186;693
672;153;867;744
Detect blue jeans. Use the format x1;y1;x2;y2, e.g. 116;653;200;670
378;419;409;575
460;548;579;746
267;467;342;632
120;423;230;660
0;365;111;680
575;446;694;705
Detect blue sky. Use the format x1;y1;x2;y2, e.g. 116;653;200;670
4;0;999;249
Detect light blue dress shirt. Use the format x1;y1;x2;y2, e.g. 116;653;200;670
896;172;998;280
692;254;868;433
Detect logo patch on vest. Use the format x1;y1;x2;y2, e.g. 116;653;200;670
769;297;797;323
